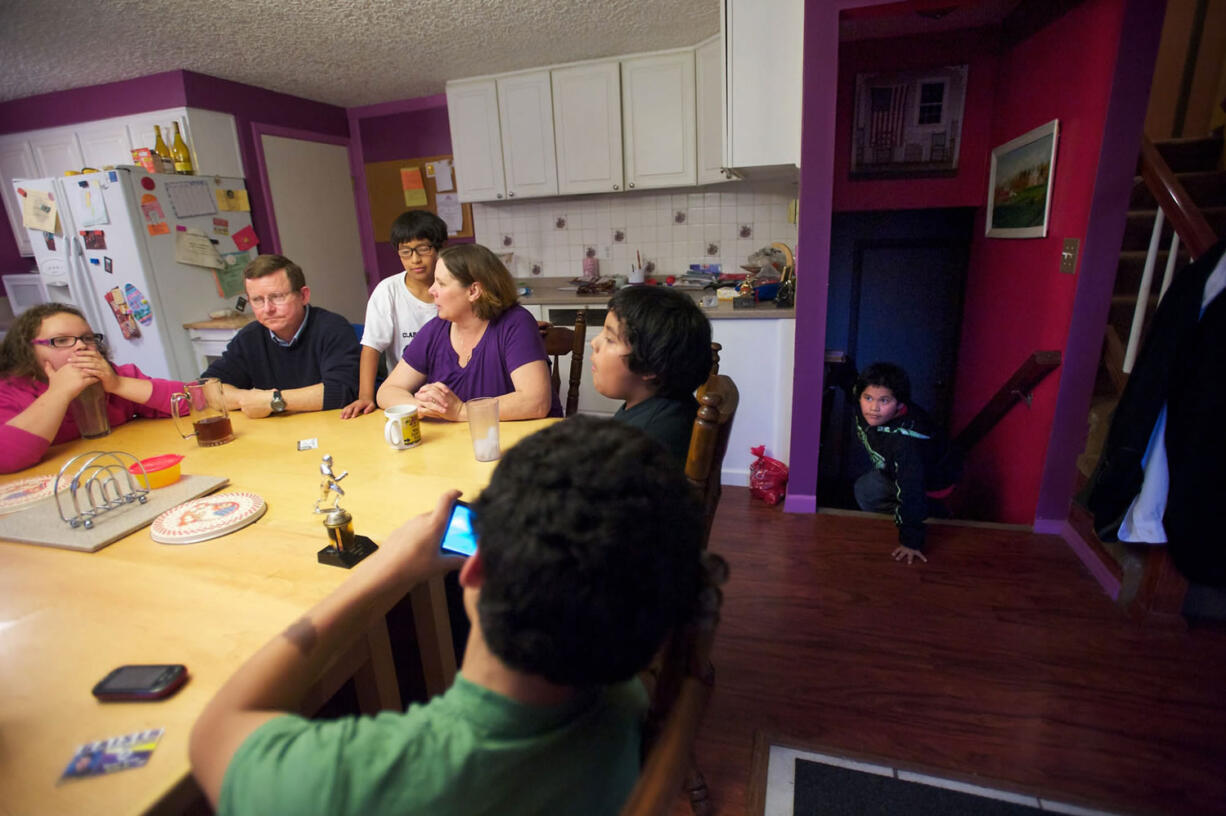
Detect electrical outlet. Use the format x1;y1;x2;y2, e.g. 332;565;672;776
1060;238;1080;275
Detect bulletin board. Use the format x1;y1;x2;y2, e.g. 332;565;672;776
364;154;473;241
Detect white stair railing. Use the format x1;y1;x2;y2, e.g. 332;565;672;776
1122;212;1190;374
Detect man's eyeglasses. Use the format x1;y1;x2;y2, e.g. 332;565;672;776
398;244;437;260
249;291;299;309
32;333;105;349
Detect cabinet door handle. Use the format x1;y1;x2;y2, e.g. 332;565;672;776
508;191;515;197
613;184;619;191
496;193;504;199
628;182;635;189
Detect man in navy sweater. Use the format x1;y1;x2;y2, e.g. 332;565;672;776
201;254;359;418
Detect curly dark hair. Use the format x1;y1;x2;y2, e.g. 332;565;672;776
608;286;712;399
438;244;518;322
0;303;106;381
470;415;705;686
854;361;912;405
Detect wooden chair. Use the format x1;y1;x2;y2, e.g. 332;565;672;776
685;346;739;549
538;310;586;416
621;553;728;816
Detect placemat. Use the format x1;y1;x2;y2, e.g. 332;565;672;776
0;474;229;553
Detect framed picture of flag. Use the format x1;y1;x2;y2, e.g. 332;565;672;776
850;65;968;178
986;119;1059;238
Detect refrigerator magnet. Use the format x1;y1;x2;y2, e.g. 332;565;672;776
43;233;55;251
124;283;154;325
104;287;141;339
231;225;258;252
104;257;113;274
213;217;229;236
141;194;169;236
81;230;107;250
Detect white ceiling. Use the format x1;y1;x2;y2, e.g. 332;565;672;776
0;0;722;107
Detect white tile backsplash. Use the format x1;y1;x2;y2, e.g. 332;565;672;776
472;181;798;280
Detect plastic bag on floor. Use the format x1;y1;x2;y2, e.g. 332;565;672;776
749;445;788;505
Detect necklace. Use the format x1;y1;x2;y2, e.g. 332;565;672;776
452;323;487;367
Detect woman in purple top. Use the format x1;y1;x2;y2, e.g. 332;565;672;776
0;303;184;474
377;244;559;421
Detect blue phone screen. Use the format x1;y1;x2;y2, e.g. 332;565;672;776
441;502;477;556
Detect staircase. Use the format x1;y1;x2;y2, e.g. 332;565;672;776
1080;133;1225;479
1071;133;1223;625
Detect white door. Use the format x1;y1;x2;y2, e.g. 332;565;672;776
695;37;732;185
259;135;369;323
622;52;697;190
447;79;507;202
552;62;624;195
496;71;558;199
0;139;39;256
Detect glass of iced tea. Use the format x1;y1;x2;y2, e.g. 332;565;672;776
171;378;235;447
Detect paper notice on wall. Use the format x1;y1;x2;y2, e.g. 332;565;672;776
401;166;427;207
166;180;218;218
432;159;454;192
215;251;252;298
21;189;58;232
436;193;463;235
70;179;109;227
174;227;224;269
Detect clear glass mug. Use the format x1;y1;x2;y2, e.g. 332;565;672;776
171;378;235;447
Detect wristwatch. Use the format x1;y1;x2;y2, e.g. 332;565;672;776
270;389;287;414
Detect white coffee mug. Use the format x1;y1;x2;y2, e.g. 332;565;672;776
384;404;422;449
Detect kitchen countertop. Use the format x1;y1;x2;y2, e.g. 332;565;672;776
517;277;795;320
183;314;256;330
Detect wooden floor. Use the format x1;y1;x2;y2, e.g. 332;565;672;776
687;488;1226;816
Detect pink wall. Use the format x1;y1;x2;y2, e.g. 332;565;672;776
950;0;1128;523
832;28;999;212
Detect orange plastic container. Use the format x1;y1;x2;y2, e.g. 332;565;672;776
129;454;184;489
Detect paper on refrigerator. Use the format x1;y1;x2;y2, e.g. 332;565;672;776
174;227;225;269
21;189;58;232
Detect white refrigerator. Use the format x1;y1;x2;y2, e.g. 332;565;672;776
13;167;257;381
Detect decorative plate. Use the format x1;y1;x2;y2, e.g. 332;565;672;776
150;492;267;545
0;474;66;514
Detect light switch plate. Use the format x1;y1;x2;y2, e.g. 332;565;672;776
1060;238;1080;275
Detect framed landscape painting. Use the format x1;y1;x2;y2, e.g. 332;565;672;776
986;119;1059;238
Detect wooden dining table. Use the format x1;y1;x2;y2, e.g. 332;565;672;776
0;408;555;816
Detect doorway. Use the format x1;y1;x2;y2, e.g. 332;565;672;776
819;208;972;508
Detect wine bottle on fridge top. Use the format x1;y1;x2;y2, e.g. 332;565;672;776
153;125;173;173
172;122;194;175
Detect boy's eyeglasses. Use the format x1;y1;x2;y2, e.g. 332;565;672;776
398;245;437;260
32;333;105;349
249;291;299;309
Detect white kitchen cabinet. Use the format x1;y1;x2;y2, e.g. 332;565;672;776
126;109;245;179
29;132;84;178
552;62;624;195
75;120;134;170
0;139;40;256
695;36;732;185
621;51;696;190
496;72;558;199
447;79;508;202
723;0;803;169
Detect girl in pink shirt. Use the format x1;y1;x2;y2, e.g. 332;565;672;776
0;303;183;474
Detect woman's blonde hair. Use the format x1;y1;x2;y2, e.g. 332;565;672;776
438;244;518;321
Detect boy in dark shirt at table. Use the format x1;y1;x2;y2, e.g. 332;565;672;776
591;286;713;464
851;362;959;564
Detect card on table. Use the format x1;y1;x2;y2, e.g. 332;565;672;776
58;727;164;783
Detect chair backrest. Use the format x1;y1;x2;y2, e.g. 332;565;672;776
685;368;739;549
539;311;586;417
620;554;728;816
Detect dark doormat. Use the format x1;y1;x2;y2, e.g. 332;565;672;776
794;759;1043;815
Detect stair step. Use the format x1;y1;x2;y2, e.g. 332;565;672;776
1150;134;1224;174
1108;293;1158;346
1114;249;1192;293
1119;206;1226;251
1130;170;1226;209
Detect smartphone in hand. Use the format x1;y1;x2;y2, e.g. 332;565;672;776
440;500;477;557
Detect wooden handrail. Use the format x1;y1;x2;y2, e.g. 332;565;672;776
1138;134;1217;258
951;351;1061;454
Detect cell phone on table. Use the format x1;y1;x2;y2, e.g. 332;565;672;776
440;500;477;557
92;664;188;702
